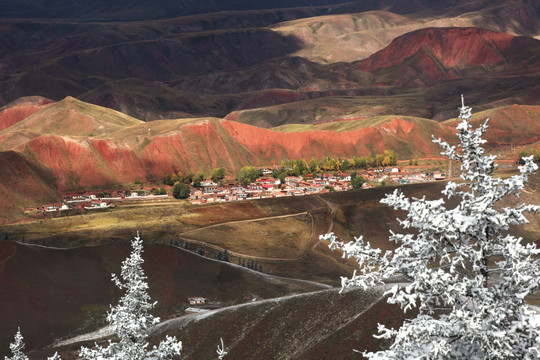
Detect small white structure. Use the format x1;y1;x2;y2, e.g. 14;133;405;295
188;297;207;305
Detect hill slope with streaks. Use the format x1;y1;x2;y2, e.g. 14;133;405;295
355;27;540;86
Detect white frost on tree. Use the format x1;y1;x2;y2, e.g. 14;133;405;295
4;329;60;360
322;96;540;359
216;338;227;360
79;232;182;360
5;328;28;360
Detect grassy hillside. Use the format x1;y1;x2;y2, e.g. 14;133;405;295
0;240;327;357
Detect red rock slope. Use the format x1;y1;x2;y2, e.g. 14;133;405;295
0;96;53;132
356;27;540;85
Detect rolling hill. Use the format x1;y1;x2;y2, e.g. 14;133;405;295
0;97;539;222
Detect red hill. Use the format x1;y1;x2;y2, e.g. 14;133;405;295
1;98;540;222
0;96;53;132
221;117;452;161
356;27;540;85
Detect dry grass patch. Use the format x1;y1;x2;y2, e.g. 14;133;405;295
181;214;313;259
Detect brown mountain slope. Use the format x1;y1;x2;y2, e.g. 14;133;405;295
33;286;405;359
141;287;404;360
272;1;540;64
272;10;418;63
0;240;327;357
0;151;58;220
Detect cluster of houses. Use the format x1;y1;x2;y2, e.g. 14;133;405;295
25;189;173;216
24;194;112;215
188;168;446;205
25;167;446;215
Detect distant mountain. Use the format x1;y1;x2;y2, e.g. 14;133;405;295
0;1;539;121
355;27;540;85
272;2;540;64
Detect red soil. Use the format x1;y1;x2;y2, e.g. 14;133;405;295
0;98;53;131
222;118;450;160
356;27;516;74
221;118;448;161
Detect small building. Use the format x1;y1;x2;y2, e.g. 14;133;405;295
200;180;218;187
84;201;111;210
433;172;446;180
188;297;207;305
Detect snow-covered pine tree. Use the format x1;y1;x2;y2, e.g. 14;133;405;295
5;329;61;360
322;96;540;359
79;232;182;360
5;329;28;360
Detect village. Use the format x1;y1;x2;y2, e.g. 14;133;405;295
24;166;446;217
188;167;446;204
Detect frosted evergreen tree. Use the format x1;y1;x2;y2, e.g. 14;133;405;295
5;328;28;360
79;232;182;360
5;329;61;360
322;96;540;359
